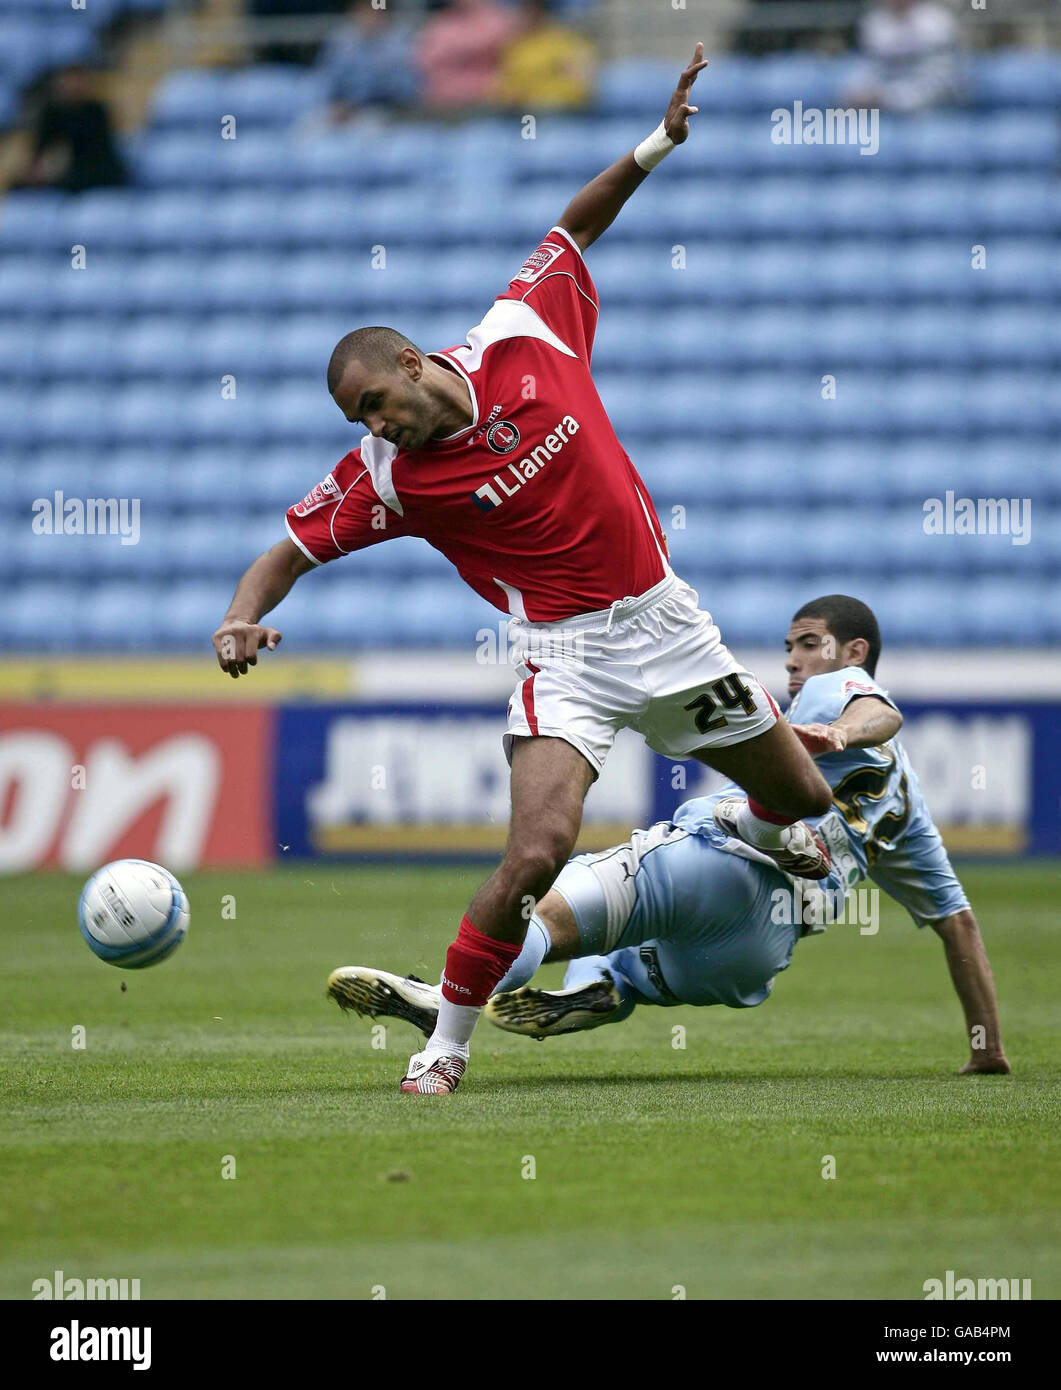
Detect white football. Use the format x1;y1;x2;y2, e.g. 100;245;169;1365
78;859;189;969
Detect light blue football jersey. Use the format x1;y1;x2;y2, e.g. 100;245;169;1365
672;666;969;927
785;666;914;877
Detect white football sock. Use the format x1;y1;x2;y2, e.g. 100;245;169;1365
735;801;791;849
424;1000;478;1059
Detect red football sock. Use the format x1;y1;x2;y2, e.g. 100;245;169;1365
440;916;523;1007
747;798;794;826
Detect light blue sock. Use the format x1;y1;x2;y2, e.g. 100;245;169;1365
563;952;641;1025
493;914;552;994
562;952;614;991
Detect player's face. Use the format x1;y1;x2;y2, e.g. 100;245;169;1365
784;618;843;697
333;360;433;451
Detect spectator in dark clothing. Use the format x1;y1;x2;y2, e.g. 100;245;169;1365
16;65;128;194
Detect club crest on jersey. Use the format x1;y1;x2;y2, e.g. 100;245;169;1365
486;420;520;454
513;242;565;284
470;415;580;512
293;473;340;516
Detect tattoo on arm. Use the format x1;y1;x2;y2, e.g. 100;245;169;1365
833;697;902;750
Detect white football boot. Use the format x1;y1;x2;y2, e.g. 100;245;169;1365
327;966;440;1038
400;1050;467;1095
712;795;831;880
485;975;622;1039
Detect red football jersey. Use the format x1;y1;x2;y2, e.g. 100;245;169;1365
285;225;669;622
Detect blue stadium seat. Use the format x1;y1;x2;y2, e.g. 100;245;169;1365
65;189;145;250
888;308;978;367
705;578;792;645
0;191;75;252
2;583;83;650
512;117;627;182
976;240;1061;299
0;317;44;379
732;178;822;235
137;190;224;249
812;309;899;367
968;307;1061;366
194;315;285;376
57;258;143;314
890;244;989;302
109;316;194;377
596;60;690;116
978;114;1061;170
255;449;323;511
152;67;321;133
150;70;230;130
38;320;120;378
976;175;1061;234
955;578;1045;643
972;51;1061;110
279;191;371;248
215;65;322;127
966;372;1059;433
743;54;841;113
876;114;981;173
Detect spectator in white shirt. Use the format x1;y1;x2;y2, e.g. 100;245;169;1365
845;0;963;113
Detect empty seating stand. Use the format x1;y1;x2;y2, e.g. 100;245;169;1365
0;48;1058;650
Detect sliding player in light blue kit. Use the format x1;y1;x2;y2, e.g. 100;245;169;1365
329;596;1010;1075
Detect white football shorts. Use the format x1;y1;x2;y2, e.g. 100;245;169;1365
503;572;779;775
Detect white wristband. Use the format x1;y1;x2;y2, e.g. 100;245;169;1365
633;120;675;172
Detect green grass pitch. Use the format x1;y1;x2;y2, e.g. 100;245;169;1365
2;862;1058;1301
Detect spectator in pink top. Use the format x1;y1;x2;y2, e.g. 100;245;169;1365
417;0;520;114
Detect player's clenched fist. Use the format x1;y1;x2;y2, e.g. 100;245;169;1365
213;619;282;678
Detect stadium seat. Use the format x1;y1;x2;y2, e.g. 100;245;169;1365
0;317;44;380
151;66;322;133
38;320;120;378
972;50;1061;110
596;60;691;116
2;583;84;650
0;191;78;253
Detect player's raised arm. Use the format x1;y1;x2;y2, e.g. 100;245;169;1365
557;42;708;252
212;538;313;678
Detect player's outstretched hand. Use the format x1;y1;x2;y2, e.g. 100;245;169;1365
959;1053;1012;1075
792;722;847;755
212;619;282;678
663;41;708;145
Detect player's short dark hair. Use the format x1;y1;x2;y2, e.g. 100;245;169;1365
327;326;419;394
791;594;882;677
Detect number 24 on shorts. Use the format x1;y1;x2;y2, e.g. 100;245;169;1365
683;675;758;733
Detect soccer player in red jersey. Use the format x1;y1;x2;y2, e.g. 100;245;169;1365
213;45;834;1094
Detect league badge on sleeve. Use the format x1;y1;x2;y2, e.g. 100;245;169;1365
293;473;340;517
513;242;565;284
